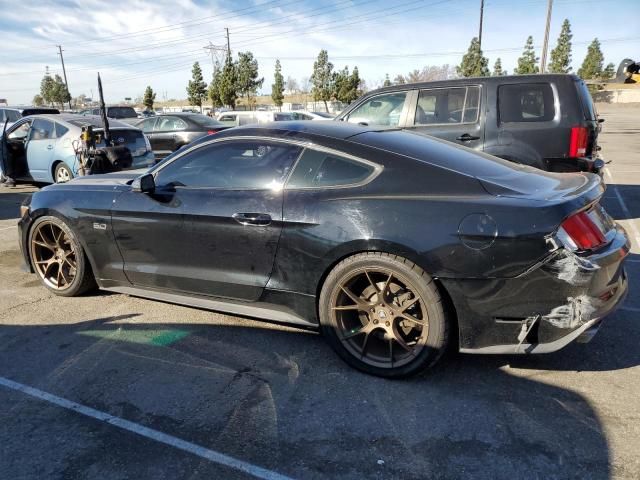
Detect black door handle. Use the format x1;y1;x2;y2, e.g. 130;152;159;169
232;213;272;226
456;133;480;141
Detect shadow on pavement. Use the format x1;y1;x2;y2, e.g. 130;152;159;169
2;299;635;479
0;189;33;221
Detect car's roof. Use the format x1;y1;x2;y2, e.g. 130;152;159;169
208;120;382;141
361;73;580;97
28;113;135;129
155;112;203;117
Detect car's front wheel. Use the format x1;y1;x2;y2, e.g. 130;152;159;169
319;252;449;378
28;216;96;296
54;163;73;183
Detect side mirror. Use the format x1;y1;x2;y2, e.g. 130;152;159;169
132;173;155;193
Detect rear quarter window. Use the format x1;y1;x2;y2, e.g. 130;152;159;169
498;83;555;123
287;149;376;188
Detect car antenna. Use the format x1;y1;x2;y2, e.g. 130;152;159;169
97;73;112;147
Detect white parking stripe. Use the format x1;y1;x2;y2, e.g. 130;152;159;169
0;225;17;231
0;376;295;480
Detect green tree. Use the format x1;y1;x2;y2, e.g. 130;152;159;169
492;58;505;76
32;94;44;106
457;37;489;77
40;74;56;106
578;38;604;80
143;86;156;110
601;62;615;80
383;74;391;87
514;36;538;74
271;59;284;110
186;62;208;112
311;49;334;112
549;19;572;73
208;61;223;108
51;74;70;109
219;58;237;109
236;52;264;109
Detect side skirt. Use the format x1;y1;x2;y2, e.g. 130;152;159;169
104;285;318;329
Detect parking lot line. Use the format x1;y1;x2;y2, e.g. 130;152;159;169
605;168;640;249
0;225;17;231
0;375;295;480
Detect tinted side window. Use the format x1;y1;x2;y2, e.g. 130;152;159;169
30;119;55;140
414;87;479;125
155;141;302;189
346;92;407;127
139;117;157;132
7;110;21;122
55;122;69;137
287;149;375;188
499;83;555;123
155;116;188;132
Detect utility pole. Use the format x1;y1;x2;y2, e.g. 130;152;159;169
478;0;484;50
56;45;72;110
540;0;554;73
225;28;231;62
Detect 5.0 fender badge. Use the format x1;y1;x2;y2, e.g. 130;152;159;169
93;223;107;230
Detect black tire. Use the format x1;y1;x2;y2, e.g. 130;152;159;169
28;215;96;297
319;252;449;378
54;162;73;184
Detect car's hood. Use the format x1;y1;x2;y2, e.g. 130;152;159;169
44;169;147;191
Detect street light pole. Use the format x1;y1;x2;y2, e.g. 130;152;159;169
478;0;484;50
540;0;554;73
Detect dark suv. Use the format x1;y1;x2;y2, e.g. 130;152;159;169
336;74;602;173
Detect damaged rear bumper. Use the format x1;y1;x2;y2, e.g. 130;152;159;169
446;225;630;354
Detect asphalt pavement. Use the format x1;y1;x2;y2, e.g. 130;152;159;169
0;104;639;479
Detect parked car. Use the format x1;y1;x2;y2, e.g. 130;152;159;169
134;113;231;159
80;106;140;125
216;110;298;126
289;111;333;120
1;106;60;130
18;121;628;378
0;114;154;184
336;74;603;173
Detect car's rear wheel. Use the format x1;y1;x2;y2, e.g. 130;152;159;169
319;252;449;378
54;163;73;183
28;216;95;297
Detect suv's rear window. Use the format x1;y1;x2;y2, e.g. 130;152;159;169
108;107;138;119
498;83;555;123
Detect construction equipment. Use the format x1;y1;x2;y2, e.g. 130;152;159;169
614;59;640;84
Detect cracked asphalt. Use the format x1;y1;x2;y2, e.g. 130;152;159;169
1;103;639;480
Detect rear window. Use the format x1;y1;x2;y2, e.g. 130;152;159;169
108;107;138;119
498;83;555;123
287;149;375;188
188;115;224;127
98;129;147;156
5;110;21;122
22;108;59;116
575;79;597;120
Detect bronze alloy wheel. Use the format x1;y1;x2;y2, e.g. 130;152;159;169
331;268;430;369
29;220;78;290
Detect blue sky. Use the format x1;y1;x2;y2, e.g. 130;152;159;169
0;0;638;105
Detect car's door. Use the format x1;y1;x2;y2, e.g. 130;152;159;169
25;118;56;180
112;138;303;301
404;86;483;151
154;116;188;154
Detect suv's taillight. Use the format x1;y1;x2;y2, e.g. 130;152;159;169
569;126;588;157
557;211;606;251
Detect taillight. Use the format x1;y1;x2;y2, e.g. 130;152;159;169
207;129;218;135
569;126;588;157
558;211;606;251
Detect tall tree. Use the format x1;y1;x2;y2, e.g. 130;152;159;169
514;36;539;74
208;61;223;108
51;74;70;109
32;94;44;106
601;62;615;80
383;74;391;87
578;38;604;80
271;59;284;110
39;74;56;106
457;37;489;77
186;62;207;112
492;58;505;76
549;19;573;73
310;49;334;112
143;86;156;110
236;51;264;110
219;57;237;109
285;76;299;93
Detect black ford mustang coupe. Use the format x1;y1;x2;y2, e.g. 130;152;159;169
18;122;629;377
